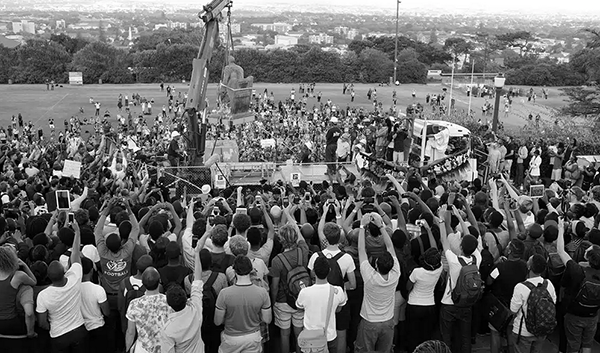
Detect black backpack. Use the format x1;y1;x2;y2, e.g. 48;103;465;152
201;272;220;335
211;254;235;274
571;267;600;317
318;251;346;287
122;278;145;333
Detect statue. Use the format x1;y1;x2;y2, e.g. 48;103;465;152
219;56;254;116
222;56;252;89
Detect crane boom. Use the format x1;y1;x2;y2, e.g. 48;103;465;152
185;0;232;165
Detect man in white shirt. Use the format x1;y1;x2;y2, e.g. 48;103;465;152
37;222;88;353
161;232;206;353
439;207;482;353
297;256;347;353
509;254;556;353
80;257;110;353
355;213;400;353
310;222;356;353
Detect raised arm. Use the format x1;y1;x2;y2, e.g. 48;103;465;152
556;218;571;265
259;197;275;241
503;201;517;240
358;214;370;265
71;220;82;265
125;201;140;243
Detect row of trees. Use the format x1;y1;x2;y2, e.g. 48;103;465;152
0;30;598;89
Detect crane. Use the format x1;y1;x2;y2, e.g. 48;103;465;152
185;0;232;166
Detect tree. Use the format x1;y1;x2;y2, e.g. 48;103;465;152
496;31;536;57
50;34;88;55
582;28;600;49
397;59;427;84
0;45;15;83
10;39;71;83
561;86;600;118
71;41;133;83
429;29;438;45
358;48;393;83
444;37;472;58
570;48;600;83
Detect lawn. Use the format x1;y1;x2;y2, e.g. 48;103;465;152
0;82;571;135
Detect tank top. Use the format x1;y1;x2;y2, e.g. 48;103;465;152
0;275;18;320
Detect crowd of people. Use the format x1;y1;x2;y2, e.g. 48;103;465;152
0;82;599;353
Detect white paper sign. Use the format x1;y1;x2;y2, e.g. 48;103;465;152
214;173;226;189
62;160;81;179
291;173;301;187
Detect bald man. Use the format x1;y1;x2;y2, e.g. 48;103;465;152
125;267;172;353
37;222;88;353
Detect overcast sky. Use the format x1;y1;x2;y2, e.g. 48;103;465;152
232;0;600;15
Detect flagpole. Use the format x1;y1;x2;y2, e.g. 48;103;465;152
447;53;455;116
467;59;475;118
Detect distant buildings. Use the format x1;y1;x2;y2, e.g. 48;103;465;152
11;20;35;34
251;22;292;33
347;29;359;40
309;33;334;45
11;21;22;33
231;23;241;35
56;20;66;30
334;26;348;35
275;35;298;46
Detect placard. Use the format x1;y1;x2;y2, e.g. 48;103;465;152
530;185;545;198
214;173;226;189
291;172;301;187
62;160;81;179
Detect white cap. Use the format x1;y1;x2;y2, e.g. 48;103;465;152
270;205;282;218
330;117;339;123
201;184;211;195
171;131;180;138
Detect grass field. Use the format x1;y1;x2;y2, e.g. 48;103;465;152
0;82;571;135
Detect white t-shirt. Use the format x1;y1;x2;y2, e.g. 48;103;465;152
510;277;557;337
359;256;401;322
80;281;107;331
36;263;85;338
296;284;347;341
441;249;482;306
307;248;356;285
408;267;443;306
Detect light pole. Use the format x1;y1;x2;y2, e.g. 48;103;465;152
492;73;506;134
393;0;400;84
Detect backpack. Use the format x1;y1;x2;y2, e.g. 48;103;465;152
571;267;600;317
479;242;495;283
519;280;556;338
318;251;346;288
201;272;220;334
451;256;483;308
211;253;235;274
546;252;565;280
279;248;312;309
122;278;145;333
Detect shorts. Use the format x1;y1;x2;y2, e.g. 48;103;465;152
336;303;351;331
273;302;303;330
564;313;599;352
219;331;261;353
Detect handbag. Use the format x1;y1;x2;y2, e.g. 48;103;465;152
483;292;513;337
298;285;335;353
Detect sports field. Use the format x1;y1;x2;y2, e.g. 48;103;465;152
0;82;570;134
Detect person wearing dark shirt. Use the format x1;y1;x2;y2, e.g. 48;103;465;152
487;239;528;353
325;117;342;183
158;242;191;290
557;221;600;353
167;131;182;174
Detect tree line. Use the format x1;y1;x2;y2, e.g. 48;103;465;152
0;30;597;89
